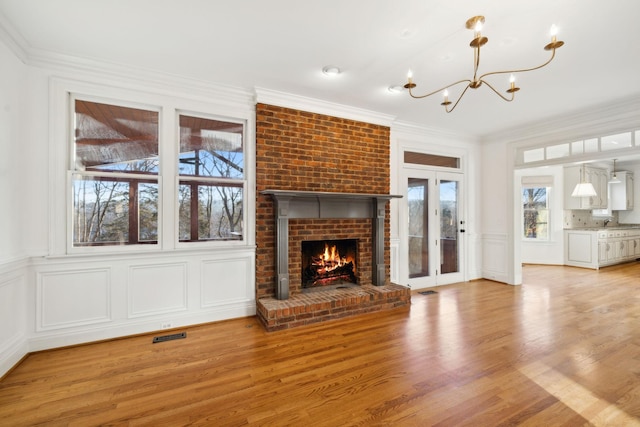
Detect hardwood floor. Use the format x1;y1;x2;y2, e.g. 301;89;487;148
2;263;640;426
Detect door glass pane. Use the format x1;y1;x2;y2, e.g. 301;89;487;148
440;180;459;274
408;178;429;278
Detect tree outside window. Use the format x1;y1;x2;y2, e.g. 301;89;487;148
177;114;244;241
522;187;549;240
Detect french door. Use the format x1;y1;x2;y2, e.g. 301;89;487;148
403;170;464;289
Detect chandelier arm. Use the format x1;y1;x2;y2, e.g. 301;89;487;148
444;83;473;113
478;48;558;81
480;79;515;102
407;79;471;99
473;46;482;81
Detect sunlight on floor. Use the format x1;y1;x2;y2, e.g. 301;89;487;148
519;360;640;426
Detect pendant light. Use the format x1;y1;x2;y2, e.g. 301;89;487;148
609;159;621;184
571;164;597;197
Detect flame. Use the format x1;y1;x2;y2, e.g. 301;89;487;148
312;243;352;274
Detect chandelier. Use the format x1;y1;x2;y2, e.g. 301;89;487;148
403;16;564;112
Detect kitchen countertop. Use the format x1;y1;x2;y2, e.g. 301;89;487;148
565;226;640;230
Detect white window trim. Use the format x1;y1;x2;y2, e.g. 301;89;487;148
49;77;255;257
521;176;553;242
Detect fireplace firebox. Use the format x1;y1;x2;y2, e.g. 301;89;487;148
302;239;357;289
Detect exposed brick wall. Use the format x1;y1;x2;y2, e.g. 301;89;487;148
256;103;391;299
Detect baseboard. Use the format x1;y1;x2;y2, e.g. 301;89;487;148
27;302;256;353
0;333;28;379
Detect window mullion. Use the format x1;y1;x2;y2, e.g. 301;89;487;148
129;181;139;244
190;182;199;241
160;108;177;250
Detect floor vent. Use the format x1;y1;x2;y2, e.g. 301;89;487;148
418;290;437;295
152;332;186;343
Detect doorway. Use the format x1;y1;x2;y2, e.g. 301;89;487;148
402;170;465;289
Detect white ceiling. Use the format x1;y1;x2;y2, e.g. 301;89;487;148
1;0;640;137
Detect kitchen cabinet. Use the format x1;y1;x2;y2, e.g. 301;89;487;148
597;229;640;267
564;165;608;209
565;229;598;269
610;171;634;210
566;228;640;269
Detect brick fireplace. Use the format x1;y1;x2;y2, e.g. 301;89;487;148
255;104;410;330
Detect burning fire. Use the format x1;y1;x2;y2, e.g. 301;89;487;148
311;243;353;274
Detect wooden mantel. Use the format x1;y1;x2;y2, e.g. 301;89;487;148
261;190;402;300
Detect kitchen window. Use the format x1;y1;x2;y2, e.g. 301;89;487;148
522;186;550;241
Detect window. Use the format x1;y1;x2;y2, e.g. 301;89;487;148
522;186;550;240
178;114;244;241
71;98;245;248
72;100;160;246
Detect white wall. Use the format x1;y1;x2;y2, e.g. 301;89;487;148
0;35;27;260
480;139;514;283
516;165;565;265
0;37;29;376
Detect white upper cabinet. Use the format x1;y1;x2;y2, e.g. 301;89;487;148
610;171;634;211
564;165;609;210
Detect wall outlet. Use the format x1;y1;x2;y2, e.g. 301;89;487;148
161;322;173;329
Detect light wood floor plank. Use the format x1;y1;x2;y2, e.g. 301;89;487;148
2;263;640;425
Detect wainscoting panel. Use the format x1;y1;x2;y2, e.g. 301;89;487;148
37;268;111;330
128;263;187;318
482;233;509;283
201;255;254;308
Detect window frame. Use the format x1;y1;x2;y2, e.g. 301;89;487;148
521;185;551;242
175;109;247;245
53;79;254;256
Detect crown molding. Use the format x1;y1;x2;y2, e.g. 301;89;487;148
391;119;477;142
254;87;395;127
32;48;254;108
0;19;255;110
0;9;28;63
482;94;640;145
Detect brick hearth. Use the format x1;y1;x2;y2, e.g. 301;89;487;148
256;284;410;331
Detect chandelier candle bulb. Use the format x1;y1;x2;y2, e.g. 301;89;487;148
441;89;452;106
507;74;520;93
405;69;416;89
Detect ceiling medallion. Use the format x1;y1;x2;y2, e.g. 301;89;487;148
404;16;564;113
